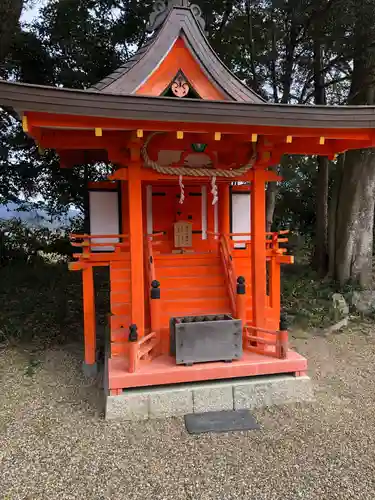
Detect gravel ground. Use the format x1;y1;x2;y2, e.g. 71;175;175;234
1;323;375;500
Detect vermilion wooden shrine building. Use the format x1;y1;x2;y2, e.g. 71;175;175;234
2;1;375;418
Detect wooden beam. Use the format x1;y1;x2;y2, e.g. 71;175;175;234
26;112;374;140
88;181;118;190
82;267;96;366
251;168;268;332
128;156;145;336
110;168;259;183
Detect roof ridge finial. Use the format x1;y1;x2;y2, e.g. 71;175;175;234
146;1;205;33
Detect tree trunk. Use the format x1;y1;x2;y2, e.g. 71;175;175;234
334;150;375;287
0;0;23;64
328;154;345;277
312;36;329;274
266;174;278;232
313;156;329;274
332;7;375;287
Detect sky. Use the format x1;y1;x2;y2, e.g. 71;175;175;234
21;0;47;23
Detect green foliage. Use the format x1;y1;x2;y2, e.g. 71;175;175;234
0;260;83;345
0;218;78;264
282;264;337;329
0;249;110;346
274;156;317;234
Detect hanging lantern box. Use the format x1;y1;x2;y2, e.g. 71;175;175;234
170;315;243;366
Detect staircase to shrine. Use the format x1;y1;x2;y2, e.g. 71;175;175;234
155;253;232;338
108;251;233;357
109;256;132;356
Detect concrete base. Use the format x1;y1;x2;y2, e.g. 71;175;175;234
105;374;314;421
82;362;98;378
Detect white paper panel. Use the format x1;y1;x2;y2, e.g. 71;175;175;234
89;191;120;252
231;193;251;249
146;185;153;235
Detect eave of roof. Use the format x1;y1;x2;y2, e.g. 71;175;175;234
1;80;375;130
91;6;264;103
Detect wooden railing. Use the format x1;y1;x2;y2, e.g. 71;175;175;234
143;233;164;368
208;231;237;315
70;233;129;257
244;324;288;359
145;235;157;289
128;331;159;373
266;230;289;253
220;234;237;315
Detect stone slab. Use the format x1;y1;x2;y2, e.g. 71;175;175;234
105;375;313;421
185;410;260;434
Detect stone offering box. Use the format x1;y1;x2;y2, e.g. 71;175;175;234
170;314;243;366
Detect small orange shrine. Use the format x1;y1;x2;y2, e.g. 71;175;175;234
2;1;375;405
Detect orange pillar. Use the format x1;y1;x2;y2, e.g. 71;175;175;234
251;168;267;331
128;159;145;336
219;183;230;235
82;266;97;376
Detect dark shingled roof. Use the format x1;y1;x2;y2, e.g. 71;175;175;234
91;4;264;103
2;79;375;130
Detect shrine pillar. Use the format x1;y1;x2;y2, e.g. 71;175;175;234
82;265;97;376
128;148;145;336
251;167;267;330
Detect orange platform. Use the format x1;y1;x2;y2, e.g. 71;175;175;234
108;350;308;391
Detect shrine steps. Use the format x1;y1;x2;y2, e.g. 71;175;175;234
109;259;131;356
155;253;231;328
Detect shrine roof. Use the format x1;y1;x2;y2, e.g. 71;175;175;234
91;1;263;103
2;79;375;130
2;1;375;134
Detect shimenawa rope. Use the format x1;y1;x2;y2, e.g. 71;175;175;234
141;132;257;178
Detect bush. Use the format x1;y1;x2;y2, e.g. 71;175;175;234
0;218;77;265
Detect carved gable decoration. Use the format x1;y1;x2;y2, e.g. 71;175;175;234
92;0;264;103
147;0;205;33
171;70;190;97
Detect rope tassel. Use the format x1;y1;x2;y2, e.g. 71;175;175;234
211;176;218;205
179;175;185;204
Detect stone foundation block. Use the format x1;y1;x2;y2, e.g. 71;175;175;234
105;375;313;421
106;391;149;421
193;382;234;413
149;386;193;419
234;375;313;410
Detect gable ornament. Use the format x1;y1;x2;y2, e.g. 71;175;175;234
147;1;205;33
